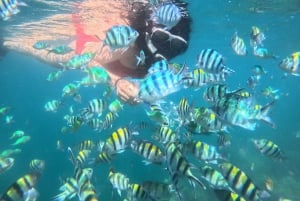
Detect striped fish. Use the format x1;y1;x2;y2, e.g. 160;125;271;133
201;165;230;190
154;125;177;145
74;167;93;193
77;140;95;151
184;68;228;88
214;189;246;201
101;111;118;130
165;142;206;189
0;0;27;20
231;32;247;56
141;181;173;200
44;100;62;113
151;3;182;30
250;26;265;47
102;127;135;154
0;173;40;201
146;103;169;126
197;49;235;74
177;97;193;124
51;177;78;201
138;65;190;103
87;118;103;131
80;98;107;120
103;25;139;52
60;52;95;70
29;159;45;173
78;187;98;201
219;162;270;201
279;52;300;76
181;140;224;163
147;59;169;74
252;138;286;160
76;149;91;166
130;140;165;165
93;151;115;164
128;183;156;201
203;84;228;103
0;157;14;174
108;168;130;196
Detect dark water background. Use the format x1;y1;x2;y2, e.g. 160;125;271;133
1;0;300;200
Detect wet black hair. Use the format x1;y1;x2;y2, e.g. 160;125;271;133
127;0;192;68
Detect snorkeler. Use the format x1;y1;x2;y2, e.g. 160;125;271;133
1;0;191;104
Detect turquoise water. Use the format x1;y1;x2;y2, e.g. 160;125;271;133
1;1;300;201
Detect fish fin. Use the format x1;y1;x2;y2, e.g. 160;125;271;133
187;174;206;190
115;189;122;196
67;147;77;167
258;189;271;199
142;160;152;165
51;192;69;201
260;101;276;128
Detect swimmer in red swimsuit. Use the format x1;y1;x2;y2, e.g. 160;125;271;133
1;0;191;104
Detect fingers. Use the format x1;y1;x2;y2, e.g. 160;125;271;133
115;79;140;105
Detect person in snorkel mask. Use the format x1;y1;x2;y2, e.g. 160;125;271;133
1;0;191;104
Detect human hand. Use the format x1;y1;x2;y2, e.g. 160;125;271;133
115;78;140;105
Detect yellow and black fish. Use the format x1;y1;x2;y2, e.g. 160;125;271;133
252;138;286;161
108;168;130;196
231;32;247;56
102;127;133;154
0;173;40;201
219;162;270;201
130;140;165;165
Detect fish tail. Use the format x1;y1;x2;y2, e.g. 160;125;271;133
260;101;276;128
187;174;206;190
177;64;193;83
223;66;235;74
51;191;69;201
67;147;77;167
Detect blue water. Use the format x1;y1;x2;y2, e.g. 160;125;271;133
1;1;300;201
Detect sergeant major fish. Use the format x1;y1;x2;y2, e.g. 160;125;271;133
130;140;165;165
48;45;73;55
165;142;206;190
147;59;169;74
279;51;300;76
250;26;266;47
184;68;228;89
102;25;139;52
0;0;27;21
219;162;270;201
108;168;130;196
201;165;230;190
80;98;107;120
44;100;62;113
252;138;286;161
197;49;235;74
0;157;14;174
150;2;182;30
60;52;95;70
102;127;137;154
0;173;40;201
137;64;191;103
231;32;247;56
